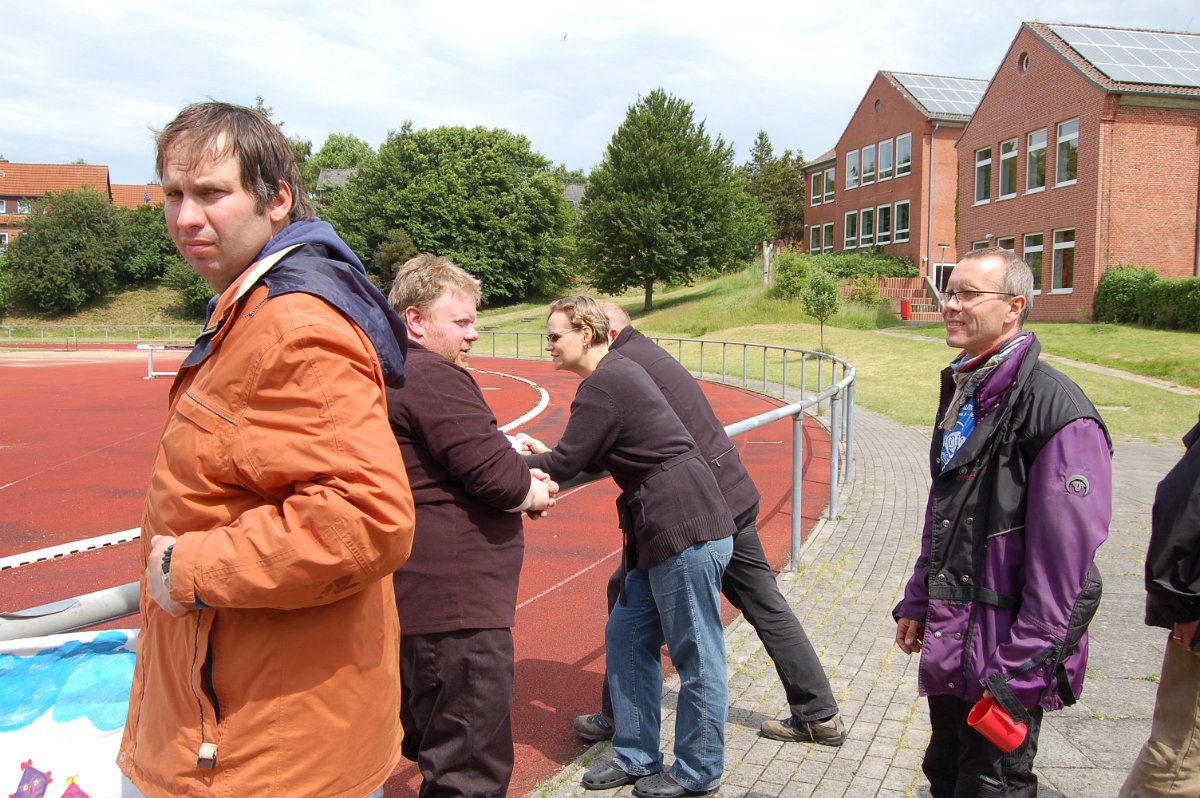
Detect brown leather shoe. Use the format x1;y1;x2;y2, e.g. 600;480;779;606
760;713;846;745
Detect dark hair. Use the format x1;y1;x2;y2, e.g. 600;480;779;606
155;101;315;222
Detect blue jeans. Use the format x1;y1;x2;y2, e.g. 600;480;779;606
606;537;733;792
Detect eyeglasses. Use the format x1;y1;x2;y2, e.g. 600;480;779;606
546;328;581;344
940;290;1016;305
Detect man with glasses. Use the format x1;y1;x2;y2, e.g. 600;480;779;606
893;247;1112;797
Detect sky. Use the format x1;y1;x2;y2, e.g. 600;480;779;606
3;0;1195;185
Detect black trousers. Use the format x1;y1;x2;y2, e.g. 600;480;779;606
601;503;838;722
401;628;514;798
924;694;1044;798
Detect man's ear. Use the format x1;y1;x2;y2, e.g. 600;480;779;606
403;306;426;340
266;181;293;225
1007;294;1027;324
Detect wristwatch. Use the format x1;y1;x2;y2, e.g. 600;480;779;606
161;544;174;595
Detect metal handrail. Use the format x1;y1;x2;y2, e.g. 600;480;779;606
0;333;854;641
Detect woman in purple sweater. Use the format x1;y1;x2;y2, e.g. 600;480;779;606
522;296;735;798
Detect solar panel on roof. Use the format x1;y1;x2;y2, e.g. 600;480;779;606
1049;24;1200;88
891;72;988;116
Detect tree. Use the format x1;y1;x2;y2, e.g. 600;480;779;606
7;187;122;313
163;257;214;317
579;89;770;311
326;125;574;304
370;228;419;289
802;267;839;351
741;130;806;244
116;203;181;284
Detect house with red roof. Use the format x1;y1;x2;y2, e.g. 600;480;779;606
0;162;113;250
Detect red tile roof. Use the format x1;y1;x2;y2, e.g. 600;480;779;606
111;183;165;209
0;162;111;198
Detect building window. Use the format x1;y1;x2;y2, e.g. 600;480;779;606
973;241;990;250
878;139;894;181
17;200;31;214
822;222;834;253
809;225;821;253
1024;233;1043;293
844;211;858;249
811;173;823;207
859;207;875;248
1056;119;1078;186
0;232;7;250
846;151;859;189
975;147;992;204
0;200;6;214
999;139;1018;199
876;204;892;244
997;236;1015;250
1052;228;1075;290
894;201;910;242
1026;129;1046;193
896;133;912;177
861;144;876;185
823;167;835;203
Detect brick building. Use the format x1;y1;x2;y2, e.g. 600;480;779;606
802;71;988;290
959;22;1200;321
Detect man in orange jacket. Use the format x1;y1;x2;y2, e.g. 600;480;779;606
117;101;416;798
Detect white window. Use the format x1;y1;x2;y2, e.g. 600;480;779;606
0;232;8;248
17;200;30;214
859;207;875;248
1052;228;1075;291
809;225;821;253
0;200;7;214
997;236;1016;250
999;139;1018;199
1023;233;1043;294
846;151;859;189
896;133;912;177
1026;129;1046;193
876;204;892;244
975;147;992;204
823;167;835;203
1056;118;1078;186
878;139;894;181
822;222;834;253
973;240;990;250
894;201;910;242
811;173;823;207
844;211;858;249
861;144;876;185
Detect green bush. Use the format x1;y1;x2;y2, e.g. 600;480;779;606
768;249;809;299
1094;265;1159;323
0;255;10;315
847;273;884;305
162;257;214;318
806;249;917;280
1141;277;1200;331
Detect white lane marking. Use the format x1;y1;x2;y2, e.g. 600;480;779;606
470;367;550;433
0;527;141;571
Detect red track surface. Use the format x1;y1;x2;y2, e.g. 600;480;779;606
0;347;831;796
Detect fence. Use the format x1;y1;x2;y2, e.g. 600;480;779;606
0;324;203;346
0;333;855;641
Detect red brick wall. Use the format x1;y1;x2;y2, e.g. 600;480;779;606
958;24;1200;321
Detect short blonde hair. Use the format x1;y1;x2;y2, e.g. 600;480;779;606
388;253;482;315
547;295;609;345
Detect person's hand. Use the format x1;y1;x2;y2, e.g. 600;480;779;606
895;617;925;654
518;433;550;455
524;469;558;519
1172;619;1200;655
146;535;189;617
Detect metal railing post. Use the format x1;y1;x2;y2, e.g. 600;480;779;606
827;391;841;519
844;378;856;484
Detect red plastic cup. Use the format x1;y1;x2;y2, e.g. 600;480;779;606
967;696;1028;752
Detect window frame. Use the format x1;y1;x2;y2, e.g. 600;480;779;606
894;200;910;242
1052;228;1075;292
822;222;834;253
974;146;992;205
810;173;823;207
1026;128;1046;194
16;200;30;214
876;203;892;245
859;207;875;248
845;150;859;190
896;133;912;177
0;200;6;214
878;139;894;181
823;167;835;203
844;210;859;249
1056;118;1079;187
861;143;876;186
999;138;1018;200
1023;232;1044;294
996;236;1016;250
809;225;821;253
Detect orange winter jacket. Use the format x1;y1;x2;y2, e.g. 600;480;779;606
118;259;415;798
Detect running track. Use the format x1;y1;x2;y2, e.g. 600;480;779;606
0;346;831;796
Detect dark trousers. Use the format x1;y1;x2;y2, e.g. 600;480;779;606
924;694;1044;798
601;503;838;722
401;628;514;798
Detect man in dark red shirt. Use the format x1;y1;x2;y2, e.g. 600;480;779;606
387;254;556;797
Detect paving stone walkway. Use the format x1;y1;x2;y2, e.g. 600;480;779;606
533;406;1186;798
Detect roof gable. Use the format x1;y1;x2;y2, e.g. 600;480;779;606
1028;21;1200;96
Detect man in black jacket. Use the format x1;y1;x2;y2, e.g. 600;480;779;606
1121;413;1200;797
567;303;844;745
